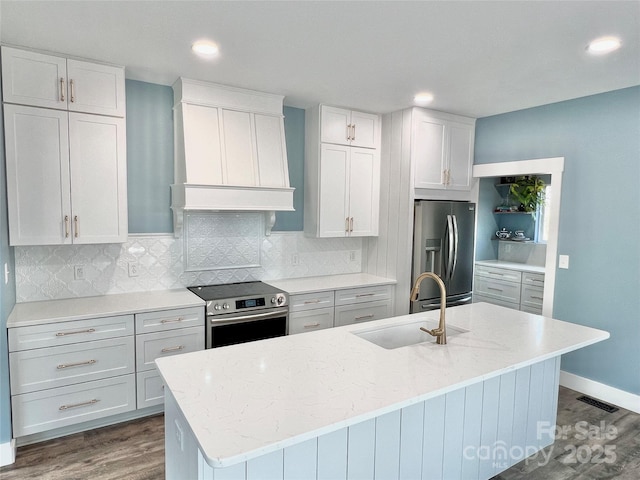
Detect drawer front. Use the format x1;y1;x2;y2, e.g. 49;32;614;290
334;300;391;327
473;294;519;311
335;285;392;306
474;277;521;305
136;370;164;409
522;272;545;287
135;307;204;334
288;307;334;335
475;265;522;284
289;291;335;312
9;336;135;394
521;285;544;309
520;304;543;315
12;374;136;437
136;326;204;372
8;315;134;352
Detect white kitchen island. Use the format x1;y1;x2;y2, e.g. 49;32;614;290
156;303;608;480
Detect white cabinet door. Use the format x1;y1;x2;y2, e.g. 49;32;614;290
445;122;474;190
320;105;351;145
69;113;127;243
349;110;378;149
1;46;67;110
288;307;335;335
66;59;126;117
319;143;349;237
3;105;72;246
348;147;379;236
413;115;446;189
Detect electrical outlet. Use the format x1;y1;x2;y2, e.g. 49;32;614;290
73;265;84;280
349;251;356;262
291;254;299;266
174;419;184;451
128;262;139;277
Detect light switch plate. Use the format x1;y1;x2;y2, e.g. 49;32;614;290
558;255;569;269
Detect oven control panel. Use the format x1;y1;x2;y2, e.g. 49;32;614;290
206;293;288;315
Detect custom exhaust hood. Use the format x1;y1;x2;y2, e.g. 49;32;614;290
171;78;294;235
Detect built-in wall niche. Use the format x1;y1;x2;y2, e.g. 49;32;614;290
183;212;262;271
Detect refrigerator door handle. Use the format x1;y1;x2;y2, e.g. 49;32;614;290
444;215;454;281
451;214;459;279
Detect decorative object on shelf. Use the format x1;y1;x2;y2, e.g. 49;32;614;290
496;228;512;239
509;175;546;214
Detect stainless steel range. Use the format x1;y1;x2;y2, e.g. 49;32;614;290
188;281;289;349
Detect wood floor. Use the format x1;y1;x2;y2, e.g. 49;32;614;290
0;387;638;479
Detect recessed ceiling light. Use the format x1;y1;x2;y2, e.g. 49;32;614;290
414;92;434;105
192;40;220;57
587;36;621;55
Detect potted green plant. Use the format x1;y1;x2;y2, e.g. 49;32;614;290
509;176;546;214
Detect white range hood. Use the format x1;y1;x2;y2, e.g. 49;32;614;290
171;78;294;235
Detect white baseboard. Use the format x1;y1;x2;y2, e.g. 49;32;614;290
0;438;16;467
560;370;640;414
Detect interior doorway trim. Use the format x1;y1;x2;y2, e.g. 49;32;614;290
473;157;565;317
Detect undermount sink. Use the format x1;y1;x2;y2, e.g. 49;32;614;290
353;318;468;349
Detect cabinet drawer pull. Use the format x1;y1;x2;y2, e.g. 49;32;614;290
303;299;320;304
160;317;184;324
56;328;96;337
70;79;75;103
355;314;374;321
531;296;544;300
64;215;70;238
487;287;503;292
60;77;65;101
57;359;97;369
161;345;185;353
304;323;321;329
59;398;99;411
355;293;374;298
487;272;504;276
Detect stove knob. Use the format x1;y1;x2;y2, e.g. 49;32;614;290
276;295;285;305
270;296;276;304
223;303;230;310
213;304;221;311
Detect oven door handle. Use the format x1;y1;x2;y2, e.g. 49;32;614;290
207;308;289;324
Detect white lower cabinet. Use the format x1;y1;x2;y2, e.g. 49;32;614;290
288;284;393;334
474;264;544;314
136;370;166;410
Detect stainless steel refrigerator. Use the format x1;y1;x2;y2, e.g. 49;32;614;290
410;200;476;313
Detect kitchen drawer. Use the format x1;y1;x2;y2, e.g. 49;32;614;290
9;336;134;394
289;291;335;312
288;307;334;335
335;285;392;306
521;284;544;309
520;304;543;315
474;277;521;305
473;294;519;311
136;370;164;409
136;326;204;372
334;300;391;327
474;265;522;284
135;306;204;334
8;315;134;352
522;272;545;287
11;374;136;437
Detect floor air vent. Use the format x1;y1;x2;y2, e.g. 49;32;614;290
576;395;619;413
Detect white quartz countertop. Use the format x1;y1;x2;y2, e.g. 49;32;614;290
476;259;545;274
156;303;609;468
265;273;396;295
7;289;204;328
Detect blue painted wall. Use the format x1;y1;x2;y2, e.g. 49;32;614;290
125;80;305;233
0;104;16;445
474;86;640;395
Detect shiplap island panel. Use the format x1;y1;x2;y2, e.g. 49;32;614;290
156;303;609;480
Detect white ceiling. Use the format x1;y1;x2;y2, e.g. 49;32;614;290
1;1;638;118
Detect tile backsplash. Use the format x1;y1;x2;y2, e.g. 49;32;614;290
15;229;363;303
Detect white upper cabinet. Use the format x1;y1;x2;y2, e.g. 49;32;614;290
1;46;125;117
305;105;381;237
412;109;475;191
320;105;379;149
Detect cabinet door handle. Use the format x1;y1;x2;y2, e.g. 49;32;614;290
74;215;79;238
60;77;65;101
304;322;321;329
59;399;99;411
64;215;70;238
346;124;351;141
352;124;356;141
349;217;354;232
355;314;374;321
161;345;185;353
70;79;75;103
56;328;96;337
160;317;184;324
345;217;350;233
57;359;97;369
